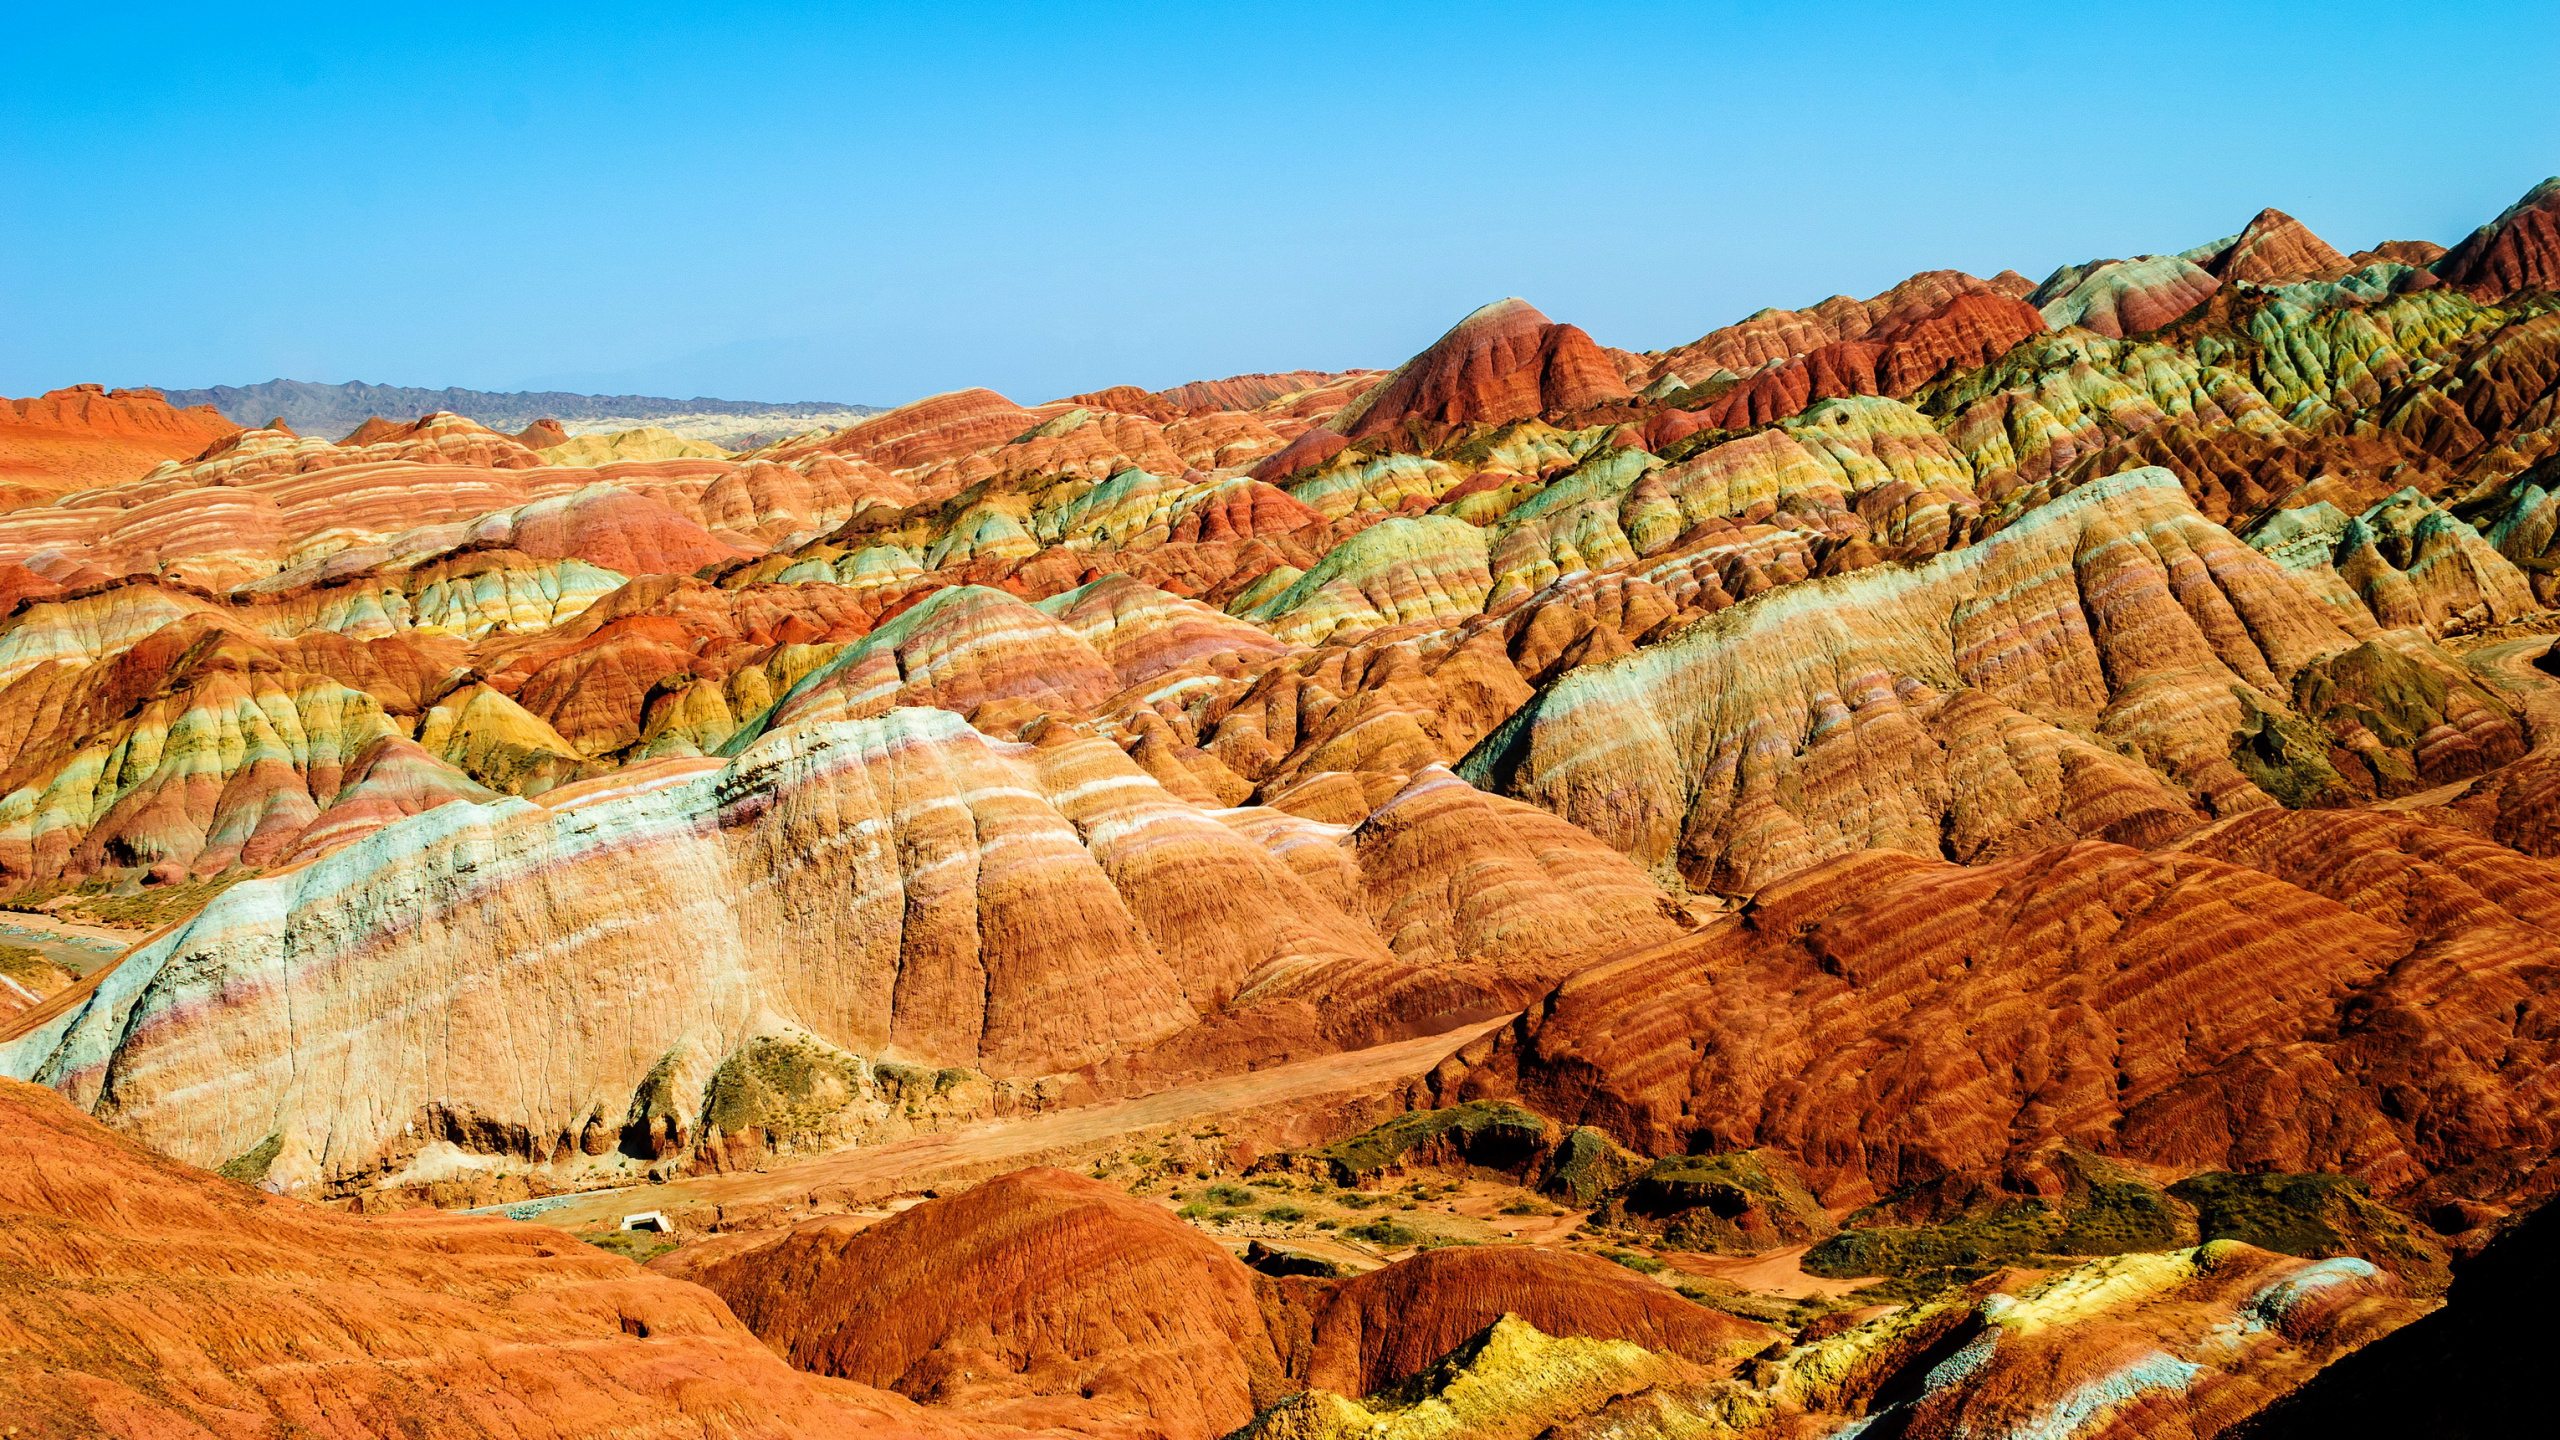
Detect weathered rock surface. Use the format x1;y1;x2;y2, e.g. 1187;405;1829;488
1328;300;1632;446
1236;1241;2411;1440
1434;811;2560;1222
678;1167;1282;1438
2435;176;2560;299
2197;208;2356;286
1464;468;2520;892
6;175;2560;1439
1281;1244;1772;1395
0;701;1686;1195
0;1073;997;1438
0;385;240;498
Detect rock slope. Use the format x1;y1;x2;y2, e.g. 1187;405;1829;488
0;1073;996;1438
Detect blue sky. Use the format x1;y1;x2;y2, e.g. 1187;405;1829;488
5;2;2557;407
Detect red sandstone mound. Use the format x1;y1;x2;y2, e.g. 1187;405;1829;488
2200;207;2356;285
1635;269;2038;391
793;388;1038;470
1668;289;2047;433
0;1073;992;1438
1328;299;1632;446
1279;1244;1774;1395
0;384;240;497
1061;370;1376;422
470;482;752;575
675;1169;1776;1436
2437;177;2560;299
678;1167;1284;1438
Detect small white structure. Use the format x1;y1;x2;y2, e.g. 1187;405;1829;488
619;1211;671;1233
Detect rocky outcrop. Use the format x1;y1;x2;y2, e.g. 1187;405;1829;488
1669;291;2047;432
1;701;1686;1195
2435;176;2560;299
1328;300;1632;446
0;384;240;497
2030;255;2222;338
2197;208;2356;285
1635;270;2039;389
679;1167;1284;1438
1435;809;2560;1221
1238;1240;2410;1440
1282;1245;1772;1395
1060;370;1377;421
2236;1195;2556;1438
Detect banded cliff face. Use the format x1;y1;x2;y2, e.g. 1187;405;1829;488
1463;467;2522;892
1434;808;2560;1219
0;705;1678;1195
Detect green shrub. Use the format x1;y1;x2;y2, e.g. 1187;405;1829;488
1203;1183;1257;1206
1606;1250;1668;1275
1803;1200;2068;1278
1344;1218;1420;1248
1297;1101;1548;1185
585;1230;678;1264
2168;1172;2358;1256
1262;1203;1307;1223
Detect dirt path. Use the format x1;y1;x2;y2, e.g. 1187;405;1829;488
0;914;136;975
1660;1244;1866;1299
518;1017;1512;1237
2466;635;2560;742
2364;636;2560;813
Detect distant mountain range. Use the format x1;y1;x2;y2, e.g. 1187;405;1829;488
156;379;879;442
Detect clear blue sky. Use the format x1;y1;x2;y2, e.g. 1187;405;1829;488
5;2;2556;407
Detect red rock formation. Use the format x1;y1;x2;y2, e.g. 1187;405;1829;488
1329;300;1632;445
1638;270;2039;388
1675;290;2047;431
1438;813;2560;1218
680;1167;1284;1438
1466;469;2521;892
0;384;240;497
2030;255;2222;337
2200;207;2356;285
2357;238;2448;269
1285;1245;1773;1395
2436;177;2560;299
1062;370;1376;421
517;416;573;448
466;483;751;576
0;1073;992;1437
788;388;1038;471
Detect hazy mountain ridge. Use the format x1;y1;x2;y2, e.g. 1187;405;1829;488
159;378;879;439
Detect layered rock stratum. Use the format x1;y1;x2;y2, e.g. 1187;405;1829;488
8;177;2560;1437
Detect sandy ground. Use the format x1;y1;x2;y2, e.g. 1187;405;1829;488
1662;1244;1868;1299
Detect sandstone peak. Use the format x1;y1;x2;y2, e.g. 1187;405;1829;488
1328;298;1631;445
2203;206;2355;284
